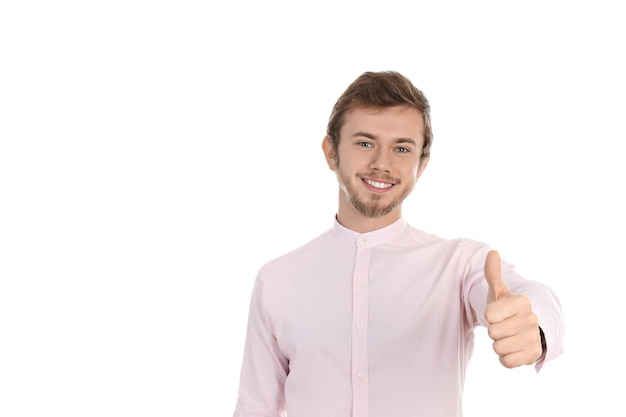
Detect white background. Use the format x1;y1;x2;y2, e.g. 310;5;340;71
1;1;624;416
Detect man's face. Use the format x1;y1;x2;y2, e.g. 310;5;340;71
323;106;428;223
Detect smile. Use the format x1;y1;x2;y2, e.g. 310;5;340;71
363;178;394;190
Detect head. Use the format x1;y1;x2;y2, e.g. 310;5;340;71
322;71;433;231
326;71;433;165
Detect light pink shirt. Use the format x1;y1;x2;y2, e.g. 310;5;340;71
233;217;564;417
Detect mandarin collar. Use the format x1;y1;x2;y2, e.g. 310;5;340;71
331;217;408;248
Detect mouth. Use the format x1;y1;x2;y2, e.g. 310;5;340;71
362;178;395;192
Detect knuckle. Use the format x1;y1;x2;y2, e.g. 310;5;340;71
524;313;539;328
500;355;518;369
530;344;543;361
484;306;495;323
514;295;532;309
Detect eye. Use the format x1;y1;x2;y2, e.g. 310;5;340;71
357;141;373;148
395;146;410;153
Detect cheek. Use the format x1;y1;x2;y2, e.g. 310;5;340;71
407;165;420;179
336;151;363;172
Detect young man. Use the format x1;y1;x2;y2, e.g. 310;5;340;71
232;71;565;417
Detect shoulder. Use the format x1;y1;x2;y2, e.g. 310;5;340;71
402;224;488;253
257;228;337;276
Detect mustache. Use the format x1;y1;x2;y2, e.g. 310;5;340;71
359;173;400;184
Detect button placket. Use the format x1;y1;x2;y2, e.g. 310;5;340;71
352;243;371;416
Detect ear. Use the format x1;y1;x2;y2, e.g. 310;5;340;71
322;135;338;171
416;156;429;179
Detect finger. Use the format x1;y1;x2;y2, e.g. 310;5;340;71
487;309;538;340
492;336;525;357
498;352;534;369
486;294;534;324
487;319;518;341
491;328;542;355
495;346;543;368
484;250;510;302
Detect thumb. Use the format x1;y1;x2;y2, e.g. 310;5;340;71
484;250;510;303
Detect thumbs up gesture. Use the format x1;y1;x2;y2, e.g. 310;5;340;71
484;250;544;368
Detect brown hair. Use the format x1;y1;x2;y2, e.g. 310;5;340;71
326;71;432;160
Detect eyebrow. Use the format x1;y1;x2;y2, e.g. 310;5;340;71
352;131;419;146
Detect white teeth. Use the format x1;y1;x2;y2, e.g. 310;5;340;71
365;179;393;189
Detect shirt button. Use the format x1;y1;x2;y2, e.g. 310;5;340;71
356;323;364;330
358;372;366;380
357;237;367;245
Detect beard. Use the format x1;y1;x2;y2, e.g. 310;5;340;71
336;169;414;218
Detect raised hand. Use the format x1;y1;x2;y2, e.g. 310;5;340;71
484;250;543;368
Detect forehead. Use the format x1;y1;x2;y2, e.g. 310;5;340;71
340;105;425;144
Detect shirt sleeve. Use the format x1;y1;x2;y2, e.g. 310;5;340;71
466;244;565;372
233;274;289;417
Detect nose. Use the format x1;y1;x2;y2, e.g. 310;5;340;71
370;148;391;173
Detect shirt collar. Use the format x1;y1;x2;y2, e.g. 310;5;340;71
331;216;408;248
